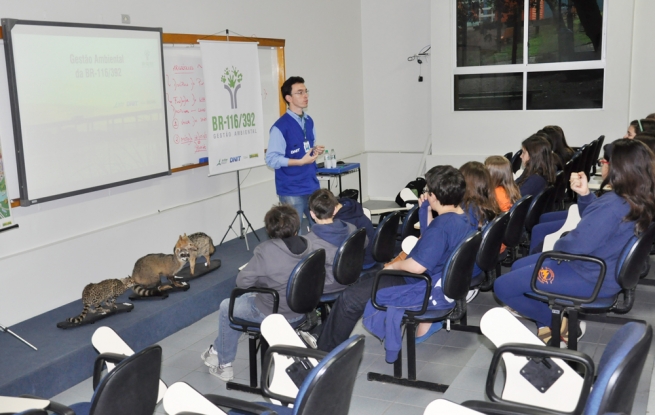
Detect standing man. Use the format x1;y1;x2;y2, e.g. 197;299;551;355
266;76;325;234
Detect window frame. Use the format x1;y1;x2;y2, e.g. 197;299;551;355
452;0;609;111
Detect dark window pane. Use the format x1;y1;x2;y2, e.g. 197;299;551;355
526;69;603;110
455;73;523;111
528;0;603;63
456;0;524;66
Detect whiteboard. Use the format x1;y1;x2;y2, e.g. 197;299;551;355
163;45;281;170
3;20;170;205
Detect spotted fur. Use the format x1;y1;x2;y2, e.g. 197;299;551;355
67;277;135;324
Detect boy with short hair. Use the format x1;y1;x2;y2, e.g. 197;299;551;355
201;204;313;380
316;166;476;353
305;189;368;293
363;165;477;361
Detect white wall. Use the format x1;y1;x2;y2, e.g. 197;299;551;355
360;0;431;199
0;0;365;325
629;1;655;120
429;0;636;168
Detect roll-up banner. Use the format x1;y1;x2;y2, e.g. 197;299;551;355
199;41;265;176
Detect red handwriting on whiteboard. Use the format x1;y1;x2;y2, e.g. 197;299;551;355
165;59;208;166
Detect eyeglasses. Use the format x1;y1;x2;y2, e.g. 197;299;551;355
597;159;609;167
292;89;309;96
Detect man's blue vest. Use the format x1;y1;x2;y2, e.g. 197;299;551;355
272;112;319;196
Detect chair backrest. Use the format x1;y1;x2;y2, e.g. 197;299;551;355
503;195;533;247
371;211;401;263
582;140;598;179
510;150;523;173
584;322;652;415
294;335;365;415
332;228;367;286
615;222;655;291
476;212;509;272
572;145;587;174
89;345;162;415
286;249;326;314
442;232;483;301
503;151;513;161
523;186;554;233
590;135;605;175
551;170;566;209
400;204;421;240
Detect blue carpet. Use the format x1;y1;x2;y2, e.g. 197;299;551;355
0;231;265;399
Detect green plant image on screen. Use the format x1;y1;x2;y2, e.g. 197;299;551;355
0;176;10;219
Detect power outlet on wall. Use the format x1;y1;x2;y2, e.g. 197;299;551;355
121;14;131;24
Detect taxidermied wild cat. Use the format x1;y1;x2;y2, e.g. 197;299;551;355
186;232;216;275
67;277;135;324
130;234;193;296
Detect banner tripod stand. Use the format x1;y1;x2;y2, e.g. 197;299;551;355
220;170;260;250
0;323;37;351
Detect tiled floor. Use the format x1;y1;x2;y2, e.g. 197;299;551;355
49;270;655;414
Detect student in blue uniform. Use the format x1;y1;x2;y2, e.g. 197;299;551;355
265;76;325;234
515;135;557;197
495;139;655;343
362;165;477;362
334;196;377;270
304;189;368;294
528;142;614;254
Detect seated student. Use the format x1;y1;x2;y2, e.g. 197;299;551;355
460;161;500;229
624;119;655;139
543;125;575;165
515;135;557;197
460;161;501;299
333;195;377;270
494;139;655;344
201;205;313;381
485;155;521;213
304;189;368;293
634;133;655;154
485;155;520;254
361;166;477;362
528;141;615;254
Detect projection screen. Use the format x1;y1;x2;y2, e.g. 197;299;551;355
2;19;170;206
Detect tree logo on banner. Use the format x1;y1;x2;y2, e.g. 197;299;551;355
221;66;243;109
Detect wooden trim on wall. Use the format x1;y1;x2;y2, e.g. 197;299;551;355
0;29;286;205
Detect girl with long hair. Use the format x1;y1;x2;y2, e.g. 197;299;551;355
543;125;575;165
515;135;558;197
495;139;655;344
460;161;501;229
485;156;521;212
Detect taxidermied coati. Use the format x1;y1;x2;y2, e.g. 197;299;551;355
130;234;193;296
67;277;135;324
186;232;216;275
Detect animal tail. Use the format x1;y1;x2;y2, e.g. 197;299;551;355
67;304;90;324
209;237;216;255
132;284;160;297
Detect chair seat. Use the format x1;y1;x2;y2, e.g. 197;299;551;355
409;307;454;322
230;316;308;333
524;292;617;310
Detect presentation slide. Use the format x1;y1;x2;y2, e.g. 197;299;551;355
5;21;170;204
